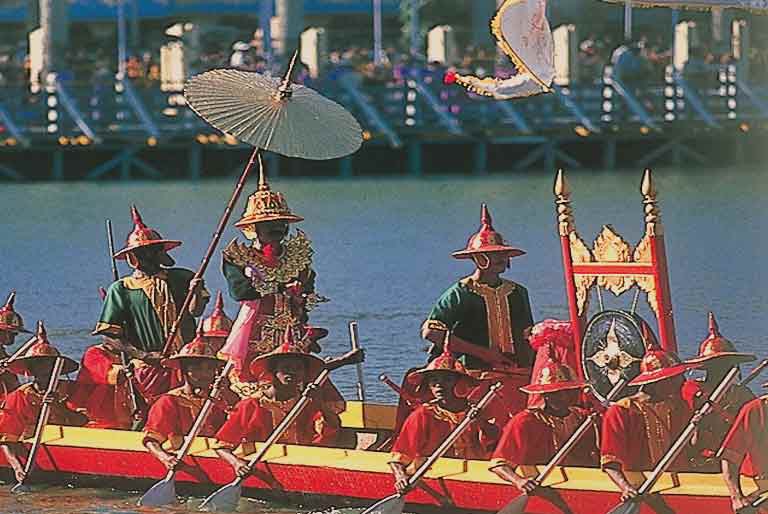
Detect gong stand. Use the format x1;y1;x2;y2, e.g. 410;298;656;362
554;168;677;378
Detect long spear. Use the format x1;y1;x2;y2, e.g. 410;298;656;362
160;148;259;356
496;379;628;514
606;366;742;514
360;382;503;514
106;219;143;426
138;359;235;507
10;355;65;493
199;368;332;512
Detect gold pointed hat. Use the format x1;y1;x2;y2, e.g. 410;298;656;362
521;343;586;394
202;291;234;338
452;204;525;259
248;326;325;380
113;205;182;260
162;322;226;370
234;155;303;228
628;334;694;386
7;321;79;375
0;291;31;334
685;312;755;365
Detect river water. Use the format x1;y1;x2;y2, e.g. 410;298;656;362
1;166;767;512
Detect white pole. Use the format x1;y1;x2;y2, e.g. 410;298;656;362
117;0;127;77
624;0;633;41
373;0;383;65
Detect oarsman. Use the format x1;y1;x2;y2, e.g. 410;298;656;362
68;337;135;430
489;346;597;492
0;291;30;396
719;382;768;513
388;349;499;494
601;345;695;501
0;322;87;483
213;334;362;478
681;312;756;470
142;337;228;471
94;206;210;401
220;165;326;397
202;291;234;353
421;204;534;424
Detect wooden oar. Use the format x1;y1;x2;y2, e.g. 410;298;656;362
379;374;419;407
199;368;332;512
10;356;65;493
348;321;366;401
138;359;235;507
739;494;767;513
445;337;528;376
0;331;43;372
497;379;628;514
741;357;768;387
606;366;742;514
361;382;503;514
160;149;258;356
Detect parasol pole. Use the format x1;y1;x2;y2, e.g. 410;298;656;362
373;0;383;65
160;149;258;356
348;321;366;401
624;0;633;41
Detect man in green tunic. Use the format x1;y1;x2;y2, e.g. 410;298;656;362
421;204;534;424
93;206;209;400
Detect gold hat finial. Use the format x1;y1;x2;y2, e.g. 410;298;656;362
257;152;269;192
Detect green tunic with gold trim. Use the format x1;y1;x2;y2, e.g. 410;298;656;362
94;268;206;353
423;276;534;369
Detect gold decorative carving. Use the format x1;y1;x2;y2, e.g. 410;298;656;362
553;169;575;237
569;231;594;316
641;168;664;237
633;234;659;316
593;225;633;296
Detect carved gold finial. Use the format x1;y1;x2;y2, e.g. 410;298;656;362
257;152;268;191
554;169;575;236
640;168;663;236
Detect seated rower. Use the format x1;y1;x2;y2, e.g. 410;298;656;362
68;337;137;430
719;381;768;513
202;291;234;353
388;349;498;494
490;345;597;493
681;312;756;470
601;344;694;502
0;322;87;483
0;291;30;397
214;332;362;478
142;338;228;471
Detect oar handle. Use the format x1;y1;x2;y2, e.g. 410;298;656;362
638;366;741;496
161;149;258;356
19;356;65;483
349;321;366;401
405;382;503;492
238;368;331;481
379;374;418;407
170;360;235;475
106;219;119;282
5;333;42;364
536;379;628;483
739;358;768;388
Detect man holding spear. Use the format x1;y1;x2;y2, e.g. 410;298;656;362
93;205;210;401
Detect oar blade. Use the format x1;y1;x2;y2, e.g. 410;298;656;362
137;477;177;507
606;499;641;514
10;483;31;495
361;494;406;514
199;483;242;512
497;493;529;514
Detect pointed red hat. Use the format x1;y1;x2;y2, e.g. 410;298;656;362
0;291;31;334
162;322;226;370
520;343;586;394
201;291;234;338
406;331;478;397
452;204;525;259
113;205;182;260
248;327;325;380
685;312;755;365
628;337;694;386
7;321;79;375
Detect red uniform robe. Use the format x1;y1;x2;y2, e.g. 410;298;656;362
681;379;755;470
215;386;339;450
600;392;692;472
719;395;768;479
143;386;228;450
0;382;86;442
490;407;598;469
390;402;498;472
68;344;134;430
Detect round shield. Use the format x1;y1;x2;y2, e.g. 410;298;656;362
582;310;649;402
